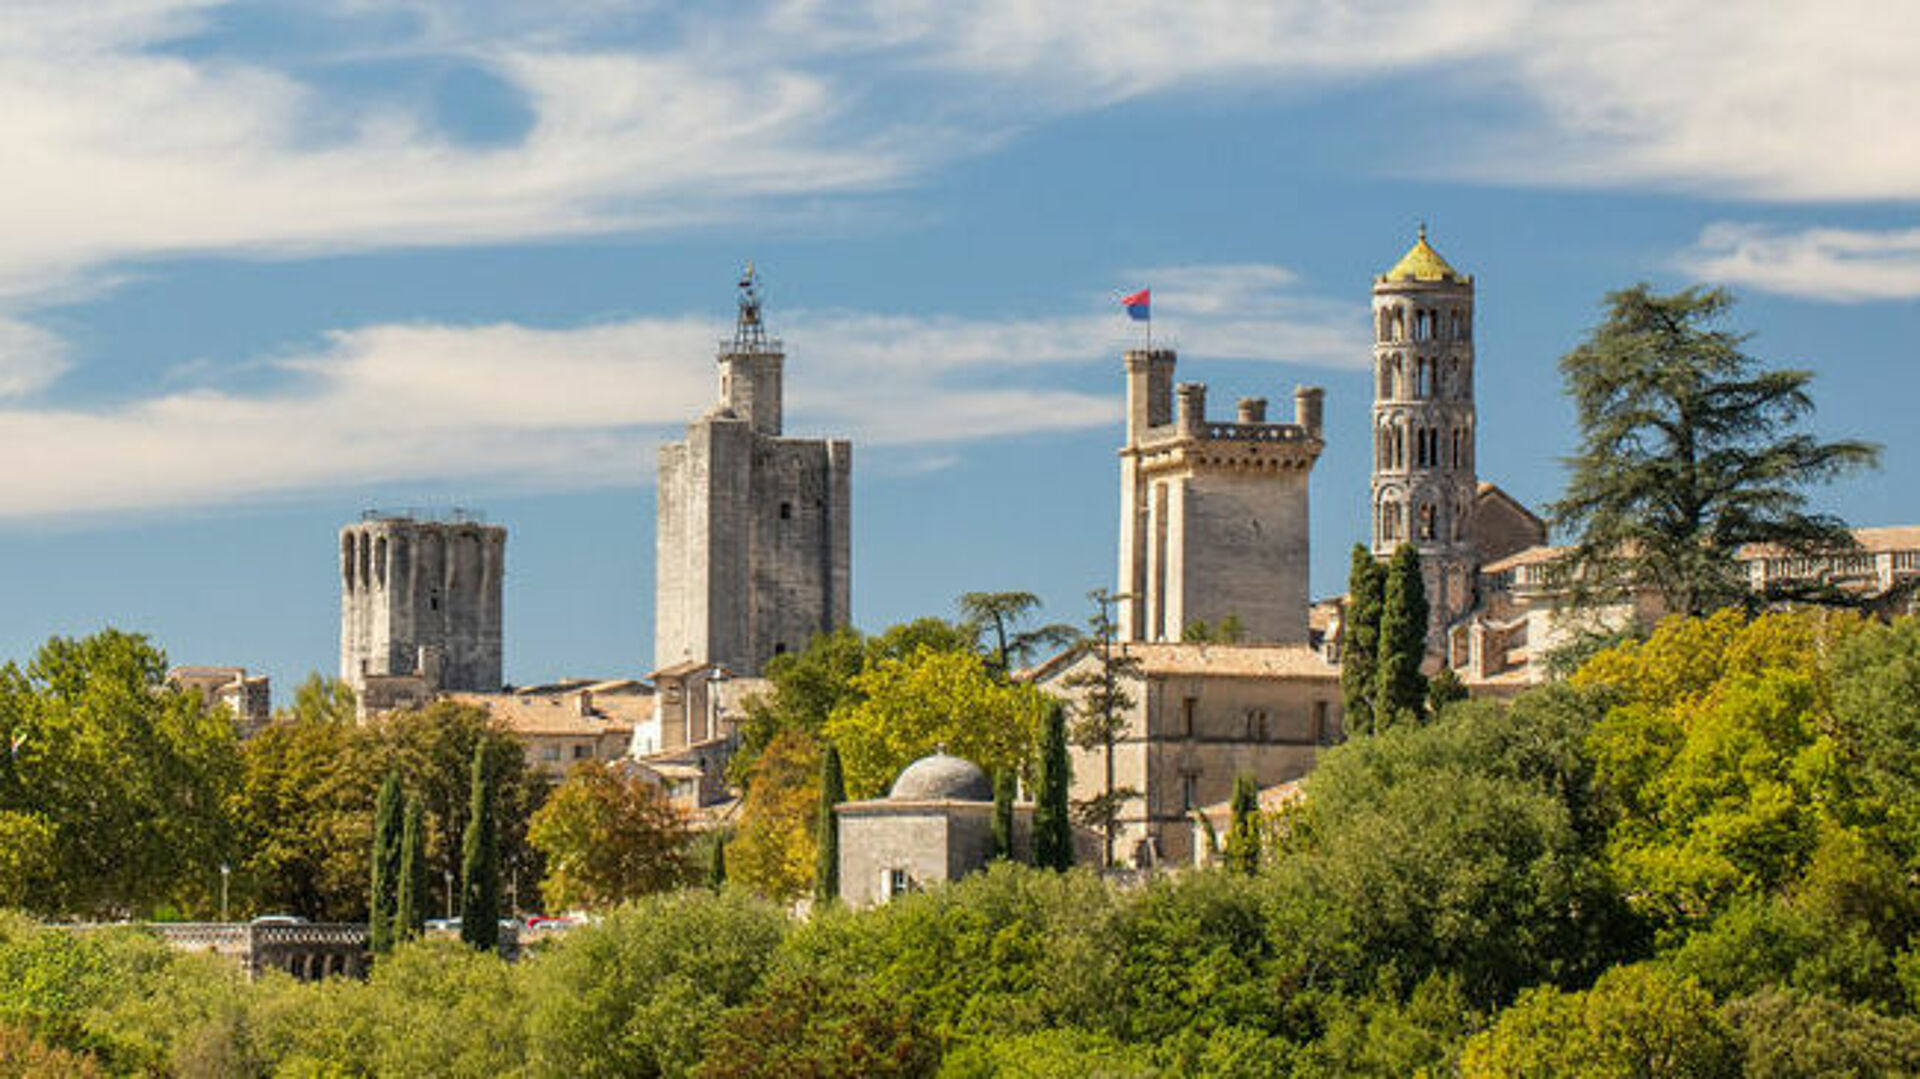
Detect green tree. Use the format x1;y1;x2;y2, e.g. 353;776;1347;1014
823;647;1049;799
1033;702;1074;872
815;743;845;905
1427;667;1469;716
1341;544;1386;736
728;730;822;900
1374;544;1429;730
694;972;938;1079
369;772;403;954
707;831;728;889
1222;773;1260;875
991;768;1016;861
958;591;1076;677
1461;964;1739;1078
395;795;426;942
1549;284;1878;617
1062;587;1143;866
459;742;499;951
1723;988;1920;1077
527;761;690;911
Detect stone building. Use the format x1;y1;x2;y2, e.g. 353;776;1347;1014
1370;226;1483;638
837;752;1027;908
167;666;271;733
655;267;852;676
339;511;505;700
446;680;652;779
1116;348;1325;644
1033;643;1341;868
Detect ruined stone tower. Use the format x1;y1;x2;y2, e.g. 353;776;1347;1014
1116;348;1325;644
1370;226;1477;640
339;512;505;694
654;266;852;676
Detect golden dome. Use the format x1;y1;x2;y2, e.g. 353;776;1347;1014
1380;225;1465;284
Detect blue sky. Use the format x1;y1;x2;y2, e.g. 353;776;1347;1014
1;1;1914;700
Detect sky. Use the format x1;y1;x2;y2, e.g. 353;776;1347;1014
1;0;1915;702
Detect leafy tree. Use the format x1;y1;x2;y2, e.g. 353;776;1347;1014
369;772;404;954
1461;964;1739;1078
1182;615;1247;644
1723;988;1920;1077
1549;284;1878;617
459;742;499;951
1828;616;1920;868
0;630;240;918
0;1023;103;1077
815;744;845;905
395;795;426;942
1062;587;1143;865
1373;544;1428;730
1032;702;1074;872
728;729;822;900
708;832;728;889
1426;667;1468;716
1341;544;1386;736
528;761;690;911
1222;773;1260;876
823;647;1049;799
694;972;938;1079
991;769;1016;861
958;591;1076;677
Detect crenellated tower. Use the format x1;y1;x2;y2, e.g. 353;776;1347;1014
1370;226;1477;642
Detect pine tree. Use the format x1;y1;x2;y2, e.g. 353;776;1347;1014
394;795;426;944
1222;772;1261;876
368;772;403;954
1341;544;1386;736
1033;701;1073;871
1061;588;1142;866
990;769;1016;861
459;743;499;952
1375;543;1430;731
814;743;844;905
1551;284;1878;616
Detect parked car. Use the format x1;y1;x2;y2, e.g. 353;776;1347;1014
249;914;308;926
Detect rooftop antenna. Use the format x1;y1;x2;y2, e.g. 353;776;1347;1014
731;261;772;353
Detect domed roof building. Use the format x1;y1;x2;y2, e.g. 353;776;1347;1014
834;751;1029;908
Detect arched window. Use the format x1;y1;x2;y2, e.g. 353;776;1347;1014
1419;503;1436;541
341;535;355;587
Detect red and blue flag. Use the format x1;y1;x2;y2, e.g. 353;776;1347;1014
1121;288;1150;321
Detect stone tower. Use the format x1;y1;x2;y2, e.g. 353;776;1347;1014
1370;227;1477;640
1117;348;1325;644
339;512;505;694
655;266;852;676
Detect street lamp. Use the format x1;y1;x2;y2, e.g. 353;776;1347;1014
443;868;455;920
219;863;230;923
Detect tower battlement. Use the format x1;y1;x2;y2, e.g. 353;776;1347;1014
339;516;505;697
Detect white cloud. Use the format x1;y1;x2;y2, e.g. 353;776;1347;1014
0;262;1358;519
0;319;69;399
1679;224;1920;303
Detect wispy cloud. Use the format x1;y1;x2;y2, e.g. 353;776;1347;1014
1678;223;1920;303
0;262;1357;519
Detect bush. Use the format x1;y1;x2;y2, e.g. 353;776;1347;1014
698;972;938;1079
1725;988;1920;1077
1460;964;1739;1078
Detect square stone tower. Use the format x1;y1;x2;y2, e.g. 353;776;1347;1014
654;266;852;676
339;511;505;694
1116;348;1325;644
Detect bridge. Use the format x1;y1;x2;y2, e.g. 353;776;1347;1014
150;923;369;980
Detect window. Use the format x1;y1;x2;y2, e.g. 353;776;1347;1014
774;642;787;655
1181;696;1198;738
779;501;792;520
573;744;591;760
1313;701;1329;743
1182;773;1198;811
1419;503;1436;541
882;868;912;902
541;745;561;762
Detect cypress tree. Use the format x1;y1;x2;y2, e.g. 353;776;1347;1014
1375;543;1430;730
990;769;1016;861
459;742;499;952
368;771;403;954
1341;544;1386;736
394;795;426;944
707;832;728;890
1222;772;1261;876
814;743;844;904
1033;701;1073;871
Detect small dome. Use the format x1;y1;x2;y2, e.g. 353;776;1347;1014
889;752;992;802
1380;225;1465;284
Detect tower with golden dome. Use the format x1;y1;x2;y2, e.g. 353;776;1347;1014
1370;226;1478;639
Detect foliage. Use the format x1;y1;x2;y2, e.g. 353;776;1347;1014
1828;615;1920;868
1180;615;1246;644
0;1023;103;1077
1548;283;1878;617
697;972;939;1079
522;890;788;1079
396;794;427;942
1426;667;1468;716
528;761;691;911
1341;544;1386;737
1060;588;1143;864
369;771;403;954
991;769;1015;862
1032;703;1073;872
728;729;822;900
1222;773;1260;876
1373;544;1428;730
1290;974;1477;1079
0;630;240;918
816;744;845;904
940;1029;1156;1078
1460;964;1739;1078
824;647;1049;800
957;592;1075;677
459;742;499;951
1723;988;1920;1077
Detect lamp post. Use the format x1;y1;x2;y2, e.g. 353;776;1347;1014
219;863;230;923
443;868;454;920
